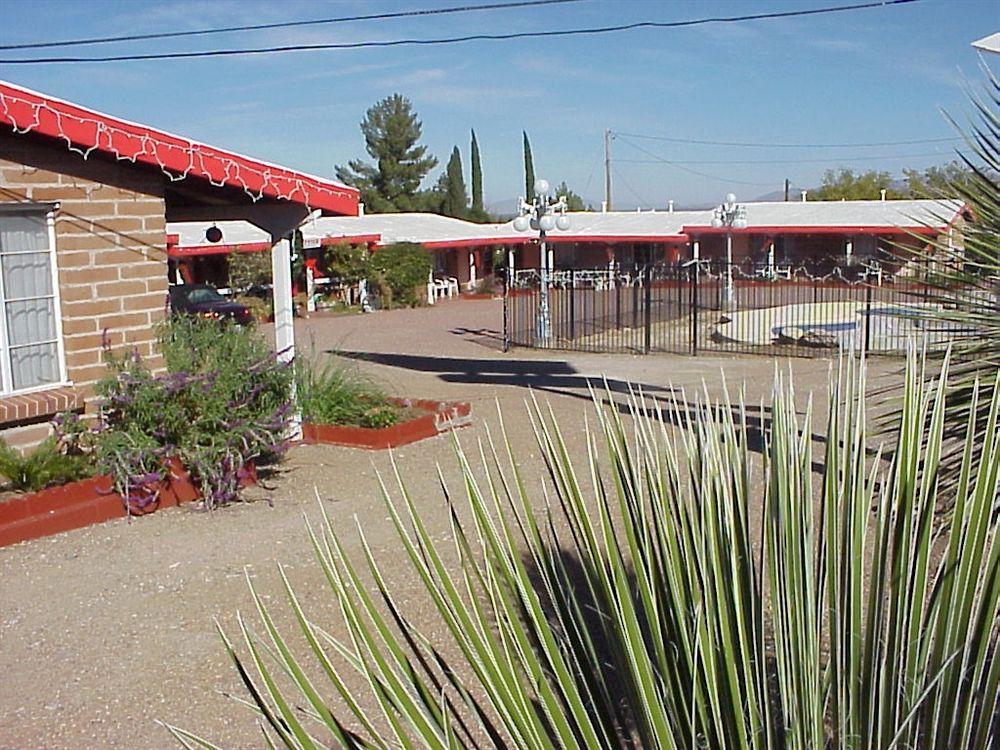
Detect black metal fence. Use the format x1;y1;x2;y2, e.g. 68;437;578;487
504;259;952;357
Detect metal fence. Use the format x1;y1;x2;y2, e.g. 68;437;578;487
504;259;955;357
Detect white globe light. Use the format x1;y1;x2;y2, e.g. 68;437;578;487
534;178;550;196
733;218;748;229
725;192;737;205
711;216;723;229
513;215;530;232
539;215;556;231
555;215;571;231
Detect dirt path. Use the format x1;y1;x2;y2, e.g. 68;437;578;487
0;299;885;748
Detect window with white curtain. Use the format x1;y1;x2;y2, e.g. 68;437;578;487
0;205;65;394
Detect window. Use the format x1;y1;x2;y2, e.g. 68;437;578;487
0;205;65;394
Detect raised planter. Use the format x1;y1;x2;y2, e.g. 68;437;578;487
301;398;471;450
0;458;254;548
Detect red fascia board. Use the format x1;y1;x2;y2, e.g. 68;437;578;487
544;234;689;244
0;81;358;215
405;234;690;250
168;242;272;258
684;225;940;236
318;234;382;246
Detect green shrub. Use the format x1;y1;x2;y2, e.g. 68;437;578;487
323;241;369;284
168;351;999;749
295;356;401;428
0;436;94;493
366;242;431;308
227;248;272;292
95;318;293;509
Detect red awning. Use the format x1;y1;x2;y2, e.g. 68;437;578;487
0;80;358;215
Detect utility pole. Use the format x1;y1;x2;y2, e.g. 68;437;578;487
604;129;612;212
784;178;790;201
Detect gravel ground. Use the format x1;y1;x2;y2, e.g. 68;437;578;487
0;299;894;749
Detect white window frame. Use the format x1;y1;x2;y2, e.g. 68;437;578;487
0;203;69;396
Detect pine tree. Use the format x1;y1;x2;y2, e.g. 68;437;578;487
523;131;535;201
335;94;438;213
470;129;483;213
437;146;468;218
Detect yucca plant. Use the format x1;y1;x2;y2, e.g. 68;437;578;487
895;71;1000;482
165;350;999;749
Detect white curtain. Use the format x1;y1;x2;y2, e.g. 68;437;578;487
0;213;58;391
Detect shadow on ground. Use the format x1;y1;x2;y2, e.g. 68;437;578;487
332;349;828;472
333;349;673;400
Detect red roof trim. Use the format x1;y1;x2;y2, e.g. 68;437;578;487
0;80;358;215
318;234;383;246
168;242;272;258
685;225;940;236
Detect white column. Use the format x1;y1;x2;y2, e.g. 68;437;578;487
272;235;300;438
306;266;316;313
468;251;477;291
767;241;775;277
845;239;853;265
427;268;435;305
692;240;700;261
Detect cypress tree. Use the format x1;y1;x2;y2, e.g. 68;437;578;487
523;131;535;201
470;129;483;213
438;146;468;218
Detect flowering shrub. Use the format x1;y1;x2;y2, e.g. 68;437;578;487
93;318;293;510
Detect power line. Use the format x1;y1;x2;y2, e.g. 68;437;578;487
0;0;924;65
612;130;959;149
616;150;958;166
0;0;582;51
611;165;653;209
615;137;782;187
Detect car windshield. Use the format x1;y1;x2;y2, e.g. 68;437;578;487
182;287;225;304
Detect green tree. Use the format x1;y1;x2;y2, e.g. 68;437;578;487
436;146;468;218
554;181;589;211
811;168;904;201
523;130;535;201
470;129;484;213
227;248;272;291
335;94;438;213
903;161;975;198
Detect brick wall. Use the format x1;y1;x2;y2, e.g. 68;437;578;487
0;131;169;447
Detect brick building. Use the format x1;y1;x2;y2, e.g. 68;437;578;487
0;80;357;449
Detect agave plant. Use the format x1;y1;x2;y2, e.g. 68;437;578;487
165;350;998;750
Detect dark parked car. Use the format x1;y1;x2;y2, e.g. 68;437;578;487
168;284;252;325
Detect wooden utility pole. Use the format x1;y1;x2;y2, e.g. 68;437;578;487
604;129;612;212
784;178;790;201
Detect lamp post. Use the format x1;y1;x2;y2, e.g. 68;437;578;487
711;192;747;310
513;178;570;342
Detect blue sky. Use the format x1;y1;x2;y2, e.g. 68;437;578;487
1;0;997;209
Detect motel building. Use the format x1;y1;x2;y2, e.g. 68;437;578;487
291;199;964;292
0;79;358;450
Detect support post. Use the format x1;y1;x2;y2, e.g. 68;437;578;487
643;263;652;353
569;269;576;340
604;129;613;212
272;234;300;439
306;266;316;313
692;260;699;356
725;231;736;310
537;233;551;342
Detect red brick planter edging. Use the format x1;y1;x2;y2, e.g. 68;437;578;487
0;458;255;548
301;398;472;450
